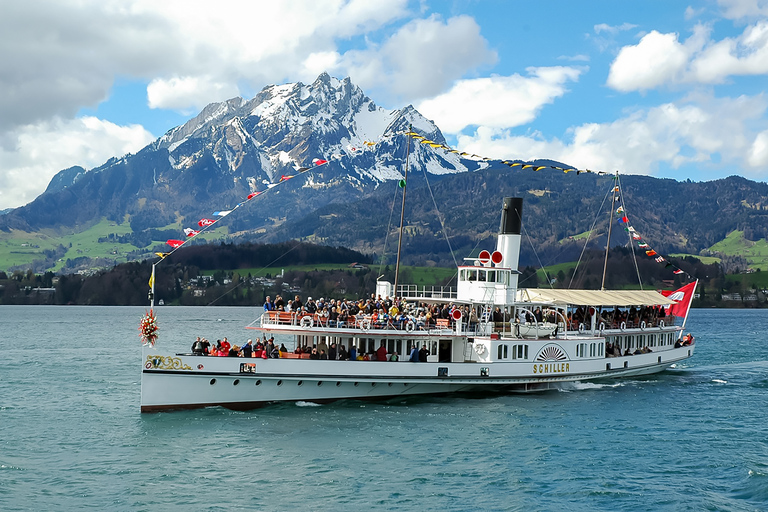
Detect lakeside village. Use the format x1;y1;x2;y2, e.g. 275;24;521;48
0;262;767;307
185;293;695;363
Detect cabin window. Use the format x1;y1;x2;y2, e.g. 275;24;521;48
598;343;604;356
511;344;528;360
496;344;508;359
468;269;478;281
590;343;596;357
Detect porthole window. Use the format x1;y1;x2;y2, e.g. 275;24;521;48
233;379;240;386
277;380;283;386
317;381;323;386
255;380;262;386
209;378;216;385
354;382;359;387
336;382;341;387
297;381;303;386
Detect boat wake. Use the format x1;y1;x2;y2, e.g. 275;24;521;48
295;401;322;407
558;381;628;392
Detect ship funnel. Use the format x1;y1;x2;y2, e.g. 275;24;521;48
495;198;523;288
499;197;523;235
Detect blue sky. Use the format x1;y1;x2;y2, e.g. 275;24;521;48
1;0;768;209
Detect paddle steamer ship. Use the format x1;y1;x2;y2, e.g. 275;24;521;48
140;197;696;412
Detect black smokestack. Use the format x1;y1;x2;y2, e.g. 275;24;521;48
500;197;523;235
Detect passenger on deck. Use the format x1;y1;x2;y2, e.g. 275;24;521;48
309;348;320;360
338;344;348;360
409;345;419;362
241;339;253;358
201;338;210;355
328;343;337;360
192;337;204;355
319;349;328;360
376;342;388;363
263;296;273;312
419;345;429;362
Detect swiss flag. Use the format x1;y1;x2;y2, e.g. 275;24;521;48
661;281;697;318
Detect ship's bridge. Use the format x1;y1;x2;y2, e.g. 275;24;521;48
456;264;519;304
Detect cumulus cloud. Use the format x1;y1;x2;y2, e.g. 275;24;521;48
608;20;768;91
417;67;583;133
0;117;154;209
456;94;768;178
607;31;691;91
717;0;768;19
339;14;497;104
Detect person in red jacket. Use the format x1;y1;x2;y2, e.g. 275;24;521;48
376;341;388;362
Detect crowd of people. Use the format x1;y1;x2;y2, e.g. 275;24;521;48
263;294;479;331
191;334;431;362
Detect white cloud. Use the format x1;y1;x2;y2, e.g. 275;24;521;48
0;117;154;209
607;31;690;91
339;14;497;104
608;20;768;91
717;0;768;19
594;22;638;35
147;76;239;111
455;94;768;179
417;67;583;133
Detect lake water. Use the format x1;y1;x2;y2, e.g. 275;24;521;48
1;306;767;511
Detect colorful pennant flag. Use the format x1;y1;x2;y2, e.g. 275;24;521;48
213;210;232;217
645;250;657;257
183;228;199;237
166;240;184;248
198;218;215;227
312;158;328;165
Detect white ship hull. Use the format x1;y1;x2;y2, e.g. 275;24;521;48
141;335;694;412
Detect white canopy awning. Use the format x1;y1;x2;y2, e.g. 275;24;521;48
517;288;675;307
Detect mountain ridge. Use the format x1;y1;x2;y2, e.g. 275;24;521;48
1;73;768;274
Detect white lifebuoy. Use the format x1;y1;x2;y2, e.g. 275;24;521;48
578;323;585;333
405;320;415;332
640;321;646;330
620;321;626;330
659;320;665;328
475;343;487;356
300;316;313;328
360;319;371;331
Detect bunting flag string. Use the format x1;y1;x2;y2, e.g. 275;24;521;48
404;131;614;176
607;185;692;279
157;155;330;262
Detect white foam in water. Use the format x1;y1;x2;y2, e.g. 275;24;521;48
559;381;626;392
712;379;728;384
295;401;322;407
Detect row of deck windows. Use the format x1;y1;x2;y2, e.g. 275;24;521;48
609;332;676;350
459;269;510;284
575;343;605;357
497;344;528;360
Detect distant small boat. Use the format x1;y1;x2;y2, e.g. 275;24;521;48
157;299;164;306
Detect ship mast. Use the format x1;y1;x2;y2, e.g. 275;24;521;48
393;127;411;297
601;172;619;290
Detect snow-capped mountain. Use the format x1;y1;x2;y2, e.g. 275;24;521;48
1;73;481;234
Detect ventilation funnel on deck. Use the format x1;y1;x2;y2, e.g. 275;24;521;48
500;197;523;235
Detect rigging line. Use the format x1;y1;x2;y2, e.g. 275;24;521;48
567;183;614;289
378;184;401;279
419;163;459;269
151;162;327;268
205;241;304;306
616;176;644;290
519;218;553;288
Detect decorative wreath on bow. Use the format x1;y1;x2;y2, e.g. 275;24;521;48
139;309;159;346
